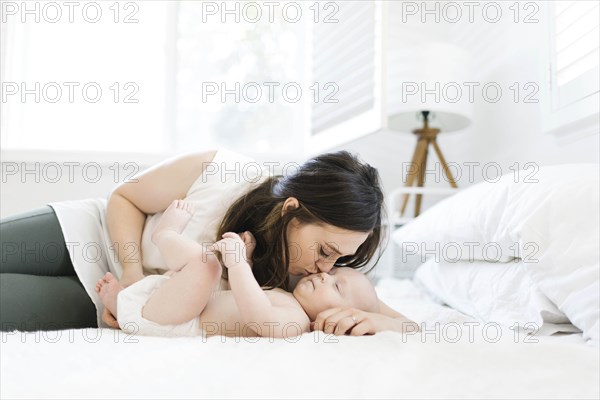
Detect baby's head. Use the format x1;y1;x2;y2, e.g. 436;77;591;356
292;267;379;321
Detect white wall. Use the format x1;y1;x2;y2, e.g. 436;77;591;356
0;152;158;218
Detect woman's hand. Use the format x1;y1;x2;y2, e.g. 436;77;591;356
311;307;420;336
210;231;254;269
101;269;144;329
101;308;120;329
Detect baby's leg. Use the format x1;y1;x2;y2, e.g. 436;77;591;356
95;272;122;319
141;252;222;325
151;199;204;271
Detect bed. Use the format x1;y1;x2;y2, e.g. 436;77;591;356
1;277;598;399
2;163;599;399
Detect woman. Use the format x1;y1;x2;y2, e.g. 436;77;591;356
0;147;415;335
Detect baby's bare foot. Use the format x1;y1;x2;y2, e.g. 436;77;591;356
95;272;123;319
151;200;195;245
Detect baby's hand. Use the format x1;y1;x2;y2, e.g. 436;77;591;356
210;232;251;269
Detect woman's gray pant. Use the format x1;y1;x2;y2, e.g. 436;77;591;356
0;206;97;331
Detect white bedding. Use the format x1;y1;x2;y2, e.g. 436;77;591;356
412;259;579;335
392;164;600;343
2;278;598;399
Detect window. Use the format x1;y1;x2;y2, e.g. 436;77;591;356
307;0;386;154
1;1;385;157
172;1;305;155
1;2;169;153
542;0;600;136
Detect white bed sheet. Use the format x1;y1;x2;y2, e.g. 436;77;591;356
375;278;586;342
1;278;598;399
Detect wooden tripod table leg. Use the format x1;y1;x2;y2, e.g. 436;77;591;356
414;138;429;217
431;139;458;188
400;138;427;216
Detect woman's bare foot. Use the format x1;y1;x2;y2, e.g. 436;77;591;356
95;272;123;319
151;200;195;246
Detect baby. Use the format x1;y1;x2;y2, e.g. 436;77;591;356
95;200;380;339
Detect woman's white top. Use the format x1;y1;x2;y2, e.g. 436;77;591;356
49;147;271;328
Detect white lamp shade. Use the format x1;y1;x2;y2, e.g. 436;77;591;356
387;42;475;133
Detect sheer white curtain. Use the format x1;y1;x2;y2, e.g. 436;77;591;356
1;1;307;155
172;1;305;155
1;1;169;153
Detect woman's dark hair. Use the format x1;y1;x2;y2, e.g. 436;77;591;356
216;150;387;290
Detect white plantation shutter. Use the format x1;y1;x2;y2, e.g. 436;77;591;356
306;1;386;154
550;1;599;109
542;0;600;137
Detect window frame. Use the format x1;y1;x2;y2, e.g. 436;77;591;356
304;0;388;156
540;1;600;140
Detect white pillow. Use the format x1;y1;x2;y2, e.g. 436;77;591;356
413;258;570;331
393;164;599;343
392;175;518;263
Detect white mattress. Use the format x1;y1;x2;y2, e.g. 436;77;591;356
1;278;598;399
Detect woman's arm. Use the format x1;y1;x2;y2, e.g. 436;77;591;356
105;193;146;286
106;150;218;286
312;298;420;336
